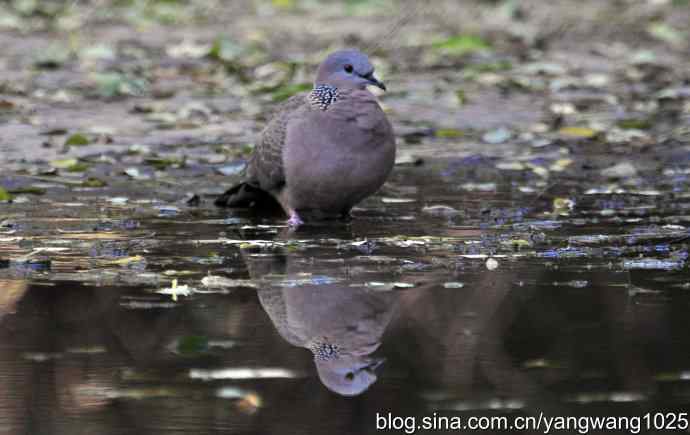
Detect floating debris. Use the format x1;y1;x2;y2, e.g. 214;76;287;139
513;220;561;231
66;346;107;354
552;280;589;288
119;301;178;309
558;126;597;139
522;358;562;369
215;386;251;399
365;281;415;290
553;198;575;214
565;391;646;404
601;162;637;178
124;167;152;180
568;235;611;245
101;255;145;266
432;398;525;411
654;371;690;382
443;282;465;289
496;161;525;171
485;257;499;270
628;285;664;297
107;197;129;205
622;259;685;271
155;205;180;217
157;279;194;301
422;205;461;218
201;275;257;289
461;182;496;192
189;367;300;380
538;248;590;259
482;127;512;144
274;275;341;287
216;162;246;176
381;197;416;204
106;387;179;400
23;352;63;362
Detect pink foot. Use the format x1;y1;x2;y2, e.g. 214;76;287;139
287;212;304;227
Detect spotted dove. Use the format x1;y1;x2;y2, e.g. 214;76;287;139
215;49;396;226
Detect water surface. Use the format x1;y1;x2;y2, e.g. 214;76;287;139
2;156;690;434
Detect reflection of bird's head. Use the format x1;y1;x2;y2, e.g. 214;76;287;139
310;338;384;396
315;355;385;397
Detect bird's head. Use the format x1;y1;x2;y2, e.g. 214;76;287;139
315;49;386;91
315;355;385;396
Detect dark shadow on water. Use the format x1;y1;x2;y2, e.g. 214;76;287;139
3;238;690;433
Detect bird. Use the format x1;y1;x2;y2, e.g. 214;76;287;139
215;49;396;227
258;282;398;396
246;250;399;396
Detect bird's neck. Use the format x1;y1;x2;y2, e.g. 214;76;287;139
309;84;339;110
308;338;341;361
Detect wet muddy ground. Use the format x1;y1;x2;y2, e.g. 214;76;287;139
1;0;690;434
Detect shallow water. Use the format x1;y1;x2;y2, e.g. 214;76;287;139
2;154;690;434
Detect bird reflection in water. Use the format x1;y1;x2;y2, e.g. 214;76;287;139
247;245;399;396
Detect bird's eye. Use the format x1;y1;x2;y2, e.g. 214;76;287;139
345;372;355;381
344;64;353;73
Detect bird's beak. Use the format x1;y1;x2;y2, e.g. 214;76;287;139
364;357;386;373
361;72;386;91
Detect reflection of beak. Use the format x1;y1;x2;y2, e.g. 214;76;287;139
363;357;386;373
361;72;386;91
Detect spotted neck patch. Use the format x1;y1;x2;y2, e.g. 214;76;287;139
309;84;339;110
309;338;340;361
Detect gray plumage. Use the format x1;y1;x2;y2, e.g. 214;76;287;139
258;283;397;396
247;253;398;396
215;49;396;226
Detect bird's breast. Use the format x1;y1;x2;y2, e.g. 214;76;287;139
282;110;395;213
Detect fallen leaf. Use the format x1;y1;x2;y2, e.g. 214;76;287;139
64;133;90;146
435;128;463;138
0;187;12;202
433;35;491;56
50;158;78;169
558;126;597;139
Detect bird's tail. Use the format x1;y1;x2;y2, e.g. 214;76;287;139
214;182;279;209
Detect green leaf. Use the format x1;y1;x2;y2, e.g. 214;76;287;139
177;335;209;355
455;89;467;105
617;119;652;130
82;177;107;188
272;0;296;9
144;157;185;170
8;186;45;195
0;186;12;202
208;37;244;63
433;35;491;56
648;22;686;47
93;73;147;98
64;133;90;146
80;44;116;61
49;158;89;172
558;126;597;139
435;128;464;138
271;83;311;102
65;162;90;172
463;60;512;75
50;158;78;169
241;143;255;156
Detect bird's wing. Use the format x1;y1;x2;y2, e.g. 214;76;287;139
246;93;308;192
256;288;305;347
246;253;305;347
